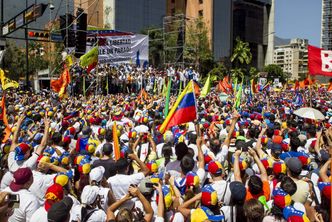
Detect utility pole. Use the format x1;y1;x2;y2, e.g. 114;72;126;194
1;0;3;37
25;0;29;89
66;0;69;50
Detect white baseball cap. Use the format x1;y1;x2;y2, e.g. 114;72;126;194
89;166;105;183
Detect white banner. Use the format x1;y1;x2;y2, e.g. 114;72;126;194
98;34;148;65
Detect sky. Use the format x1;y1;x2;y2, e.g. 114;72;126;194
275;0;322;46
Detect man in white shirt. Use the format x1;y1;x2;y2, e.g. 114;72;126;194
1;116;50;190
107;153;150;208
3;167;40;222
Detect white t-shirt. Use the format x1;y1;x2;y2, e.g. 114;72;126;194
3;188;40;222
7;152;39;172
1;170;14;190
98;187;110;212
30;206;47;222
220;205;235;222
29;171;57;205
212;180;231;205
70;205;107;222
107;173;145;200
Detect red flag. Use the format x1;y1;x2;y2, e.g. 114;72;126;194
294;81;299;90
217;76;232;94
193;81;200;96
51;66;71;99
87;61;97;74
137;88;148;100
299;80;305;89
217;80;227;93
308;45;332;76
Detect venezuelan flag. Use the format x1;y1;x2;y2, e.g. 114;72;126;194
159;81;197;134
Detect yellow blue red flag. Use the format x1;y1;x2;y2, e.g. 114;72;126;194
159;80;197;134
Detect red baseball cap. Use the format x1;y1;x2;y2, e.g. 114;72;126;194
10;167;33;192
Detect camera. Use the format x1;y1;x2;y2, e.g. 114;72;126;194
5;194;20;208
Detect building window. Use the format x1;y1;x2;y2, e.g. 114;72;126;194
199;0;203;4
198;10;203;17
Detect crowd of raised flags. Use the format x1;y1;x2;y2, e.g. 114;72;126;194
0;44;331;222
0;70;329;222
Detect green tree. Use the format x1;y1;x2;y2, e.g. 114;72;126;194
231;37;252;66
206;63;227;83
230;37;253;81
185;17;214;75
2;40;26;80
28;41;49;74
263;64;286;83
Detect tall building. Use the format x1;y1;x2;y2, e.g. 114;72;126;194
273;38;308;80
321;0;332;50
74;0;166;32
166;0;273;70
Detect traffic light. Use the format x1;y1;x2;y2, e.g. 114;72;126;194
59;14;75;47
28;31;50;38
75;8;87;58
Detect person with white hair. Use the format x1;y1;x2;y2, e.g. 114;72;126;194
89;166;115;212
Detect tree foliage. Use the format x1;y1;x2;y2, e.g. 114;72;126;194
185;17;213;73
207;63;227;82
2;40;50;81
263;64;287;83
2;40;26;80
231;37;253;81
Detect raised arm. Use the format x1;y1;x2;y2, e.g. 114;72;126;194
106;194;131;220
233;150;242;182
319;159;331;183
223;110;240;147
256;126;267;158
129;185;154;222
128;153;150;176
147;133;156;152
35;117;50;156
132;136;141;152
10;115;25;151
154;183;164;219
196;136;205;170
178;193;202;218
249;147;268;181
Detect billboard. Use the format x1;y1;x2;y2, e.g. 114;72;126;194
95;30;148;65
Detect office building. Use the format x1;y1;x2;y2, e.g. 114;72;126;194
321;0;332;50
273;38;308;80
75;0;166;32
167;0;274;70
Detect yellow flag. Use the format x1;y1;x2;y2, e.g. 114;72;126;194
0;69;19;90
80;46;98;67
200;74;211;98
66;55;73;67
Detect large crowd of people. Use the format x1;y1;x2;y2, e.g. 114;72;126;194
70;64;200;96
0;77;330;222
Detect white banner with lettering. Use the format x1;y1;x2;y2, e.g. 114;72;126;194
98;34;149;65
